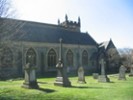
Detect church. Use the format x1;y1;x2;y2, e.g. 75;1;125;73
0;15;120;79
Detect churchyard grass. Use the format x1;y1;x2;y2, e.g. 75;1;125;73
0;74;133;100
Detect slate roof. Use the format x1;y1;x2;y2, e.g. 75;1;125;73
1;18;98;45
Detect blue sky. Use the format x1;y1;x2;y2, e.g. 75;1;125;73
12;0;133;48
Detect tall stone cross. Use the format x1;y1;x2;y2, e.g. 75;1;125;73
54;38;71;87
98;58;110;82
100;59;106;75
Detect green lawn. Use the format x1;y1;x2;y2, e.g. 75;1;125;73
0;74;133;100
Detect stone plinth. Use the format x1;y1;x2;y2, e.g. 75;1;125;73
54;76;71;87
54;60;71;87
98;75;110;82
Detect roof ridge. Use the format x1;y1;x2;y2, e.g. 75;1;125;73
0;17;85;33
0;17;59;28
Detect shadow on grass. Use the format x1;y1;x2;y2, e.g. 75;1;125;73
0;96;14;100
108;81;115;83
37;88;56;93
38;81;48;84
97;81;115;83
71;86;105;89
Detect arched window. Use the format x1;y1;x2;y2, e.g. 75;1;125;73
66;50;73;66
1;47;13;67
48;49;56;68
26;48;36;66
82;50;88;66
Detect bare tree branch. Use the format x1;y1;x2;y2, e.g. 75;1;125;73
0;0;10;17
118;48;133;67
0;0;26;79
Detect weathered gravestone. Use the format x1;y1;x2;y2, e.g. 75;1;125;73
92;73;99;79
22;63;39;89
77;67;86;83
98;59;110;82
118;64;126;80
54;59;71;87
54;38;71;87
129;64;133;77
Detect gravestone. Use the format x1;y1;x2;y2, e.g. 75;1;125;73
77;67;86;83
98;59;110;82
129;64;133;77
22;63;39;89
54;38;71;87
92;73;99;79
54;59;71;87
118;64;126;80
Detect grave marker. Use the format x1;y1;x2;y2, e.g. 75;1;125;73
77;67;86;83
129;64;133;77
22;63;39;89
98;59;110;82
118;64;126;80
54;38;71;87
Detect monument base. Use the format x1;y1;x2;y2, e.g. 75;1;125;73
98;75;110;82
54;77;71;87
22;81;39;89
77;80;86;84
118;77;126;80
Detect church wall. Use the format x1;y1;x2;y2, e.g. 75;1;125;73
1;41;98;78
19;42;60;74
0;43;23;79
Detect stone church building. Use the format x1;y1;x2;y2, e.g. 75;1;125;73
0;15;120;79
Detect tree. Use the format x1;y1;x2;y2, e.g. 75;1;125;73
0;0;9;17
104;48;120;73
0;0;25;79
107;48;120;67
0;0;25;43
118;48;133;69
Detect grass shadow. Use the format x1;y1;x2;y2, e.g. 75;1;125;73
71;86;105;89
37;88;56;93
38;81;48;84
71;86;89;89
98;81;115;83
108;81;115;83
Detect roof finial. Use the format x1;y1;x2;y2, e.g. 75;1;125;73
78;16;81;27
78;16;80;23
65;14;68;21
58;19;60;25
